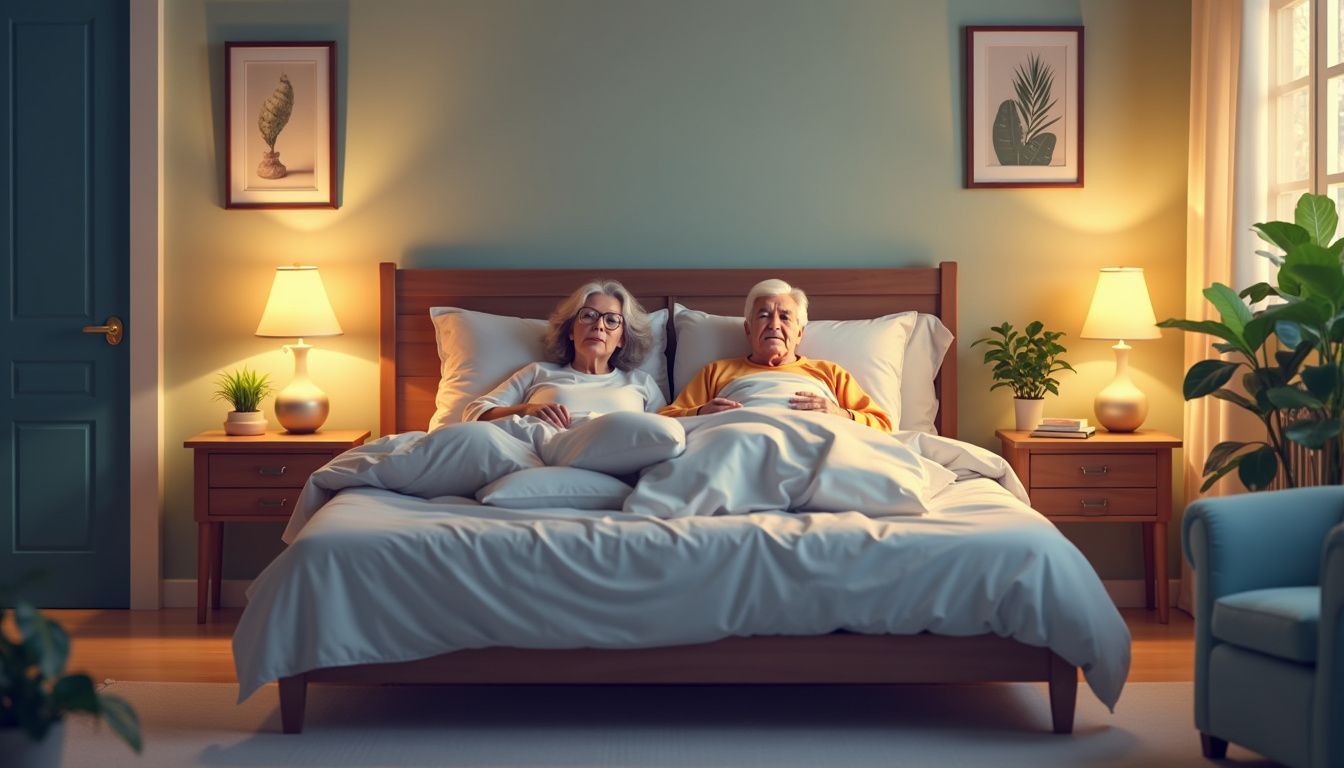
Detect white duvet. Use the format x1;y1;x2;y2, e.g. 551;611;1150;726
234;416;1129;710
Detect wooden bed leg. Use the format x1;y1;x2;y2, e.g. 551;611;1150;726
279;674;307;734
1047;653;1077;734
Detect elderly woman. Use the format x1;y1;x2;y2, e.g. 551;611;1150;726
659;278;891;431
463;280;678;473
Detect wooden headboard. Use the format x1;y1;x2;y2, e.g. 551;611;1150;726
379;263;958;438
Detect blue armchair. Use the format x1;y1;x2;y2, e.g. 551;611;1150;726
1183;485;1344;768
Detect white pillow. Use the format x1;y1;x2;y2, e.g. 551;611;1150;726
476;467;633;510
900;313;955;434
428;307;669;431
671;305;915;427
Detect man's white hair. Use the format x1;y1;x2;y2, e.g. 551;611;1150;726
743;279;809;326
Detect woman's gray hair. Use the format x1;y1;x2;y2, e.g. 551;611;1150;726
544;280;654;370
743;278;809;326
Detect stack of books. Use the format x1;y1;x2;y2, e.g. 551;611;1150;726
1029;418;1096;439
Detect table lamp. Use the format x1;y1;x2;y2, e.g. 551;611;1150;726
1081;267;1161;432
255;265;343;433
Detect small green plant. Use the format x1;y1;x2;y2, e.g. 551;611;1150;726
212;367;274;413
972;320;1075;399
0;592;141;751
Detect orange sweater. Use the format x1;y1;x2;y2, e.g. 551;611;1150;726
659;356;892;432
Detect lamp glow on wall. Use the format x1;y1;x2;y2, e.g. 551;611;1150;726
255;265;343;433
1081;267;1161;432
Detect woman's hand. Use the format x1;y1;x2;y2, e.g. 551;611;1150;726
789;391;847;418
697;397;742;415
520;402;571;428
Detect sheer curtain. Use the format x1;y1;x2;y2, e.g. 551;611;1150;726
1180;0;1269;612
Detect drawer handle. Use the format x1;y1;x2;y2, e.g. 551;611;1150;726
1079;498;1110;515
257;497;288;508
1079;465;1109;477
257;465;288;477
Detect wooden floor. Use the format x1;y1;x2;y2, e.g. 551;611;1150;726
42;607;1193;685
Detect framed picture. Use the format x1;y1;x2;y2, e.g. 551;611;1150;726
225;42;337;208
964;26;1083;188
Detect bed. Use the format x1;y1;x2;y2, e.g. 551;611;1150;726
233;262;1130;734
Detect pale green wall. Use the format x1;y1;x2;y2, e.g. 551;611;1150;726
164;0;1191;581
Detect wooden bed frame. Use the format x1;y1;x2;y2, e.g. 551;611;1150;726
276;261;1079;734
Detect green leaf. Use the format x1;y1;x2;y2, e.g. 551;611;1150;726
1295;192;1339;245
1253;220;1311;251
1203;283;1252;334
1282;264;1344;305
52;673;99;713
1276;320;1304;349
1156;318;1250;354
1200;454;1245;492
98;694;142;753
1266;386;1324;410
1203;440;1249;475
1183;359;1241;399
1237;445;1278;490
1275;340;1314;378
15;603;68;680
1302;364;1338;401
1020;132;1056;165
991;100;1024;164
1284;416;1343;449
1211;388;1257;412
1239;282;1279;303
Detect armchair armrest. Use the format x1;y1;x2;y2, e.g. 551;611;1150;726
1183;486;1344;600
1315;523;1344;768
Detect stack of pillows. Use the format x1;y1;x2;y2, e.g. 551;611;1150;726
428;304;954;510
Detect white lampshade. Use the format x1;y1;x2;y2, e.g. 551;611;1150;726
1080;267;1161;341
255;266;343;338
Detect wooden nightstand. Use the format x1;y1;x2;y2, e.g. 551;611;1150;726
996;429;1182;623
183;429;369;623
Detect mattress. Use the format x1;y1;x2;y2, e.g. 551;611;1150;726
233;477;1131;708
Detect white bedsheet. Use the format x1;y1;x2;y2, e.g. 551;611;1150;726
233;477;1131;709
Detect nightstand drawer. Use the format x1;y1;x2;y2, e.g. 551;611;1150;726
1031;453;1155;488
1032;488;1158;518
208;488;298;517
209;453;331;488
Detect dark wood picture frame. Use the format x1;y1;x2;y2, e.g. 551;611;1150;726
964;26;1084;189
225;41;337;209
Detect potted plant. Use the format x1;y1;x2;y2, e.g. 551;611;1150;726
1159;191;1344;491
972;320;1076;431
1;599;141;764
213;366;274;436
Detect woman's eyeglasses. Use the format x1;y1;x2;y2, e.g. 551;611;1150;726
575;307;624;331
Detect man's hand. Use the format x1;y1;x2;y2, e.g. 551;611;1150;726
789;391;846;418
697;397;743;415
520;402;571;428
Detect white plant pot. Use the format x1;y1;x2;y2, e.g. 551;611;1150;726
1014;398;1045;432
224;410;267;436
0;721;66;768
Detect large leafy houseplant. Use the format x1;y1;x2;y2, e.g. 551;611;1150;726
0;598;141;752
1159;192;1344;491
972;320;1075;399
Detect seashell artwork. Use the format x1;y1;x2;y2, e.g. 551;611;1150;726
256;73;294;179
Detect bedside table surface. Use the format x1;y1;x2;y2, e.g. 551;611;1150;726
184;429;370;449
996;429;1181;450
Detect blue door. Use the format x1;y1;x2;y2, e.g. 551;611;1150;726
0;0;129;606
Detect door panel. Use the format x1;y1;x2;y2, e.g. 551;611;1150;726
0;0;128;606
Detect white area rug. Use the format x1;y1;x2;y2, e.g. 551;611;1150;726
60;681;1279;767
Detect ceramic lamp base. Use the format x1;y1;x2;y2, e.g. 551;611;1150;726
1095;341;1148;432
275;389;329;433
275;341;330;434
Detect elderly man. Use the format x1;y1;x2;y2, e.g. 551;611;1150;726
659;279;891;431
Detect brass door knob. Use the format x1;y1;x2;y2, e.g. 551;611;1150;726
81;316;123;345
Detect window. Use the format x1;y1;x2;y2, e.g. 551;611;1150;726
1271;0;1344;216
